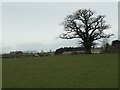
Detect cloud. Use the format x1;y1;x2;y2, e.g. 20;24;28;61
1;38;79;53
15;42;44;51
2;46;14;54
14;39;79;52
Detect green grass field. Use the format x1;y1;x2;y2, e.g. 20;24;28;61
2;54;118;88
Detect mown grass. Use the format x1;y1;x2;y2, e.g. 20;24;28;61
2;54;118;88
0;58;2;89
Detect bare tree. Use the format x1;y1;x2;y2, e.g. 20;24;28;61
59;9;113;54
101;38;109;50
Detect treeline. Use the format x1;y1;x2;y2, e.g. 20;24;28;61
55;40;120;55
2;51;51;58
55;47;85;55
101;40;120;53
2;52;34;58
2;40;120;58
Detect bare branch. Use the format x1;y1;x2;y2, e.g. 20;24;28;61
59;9;113;54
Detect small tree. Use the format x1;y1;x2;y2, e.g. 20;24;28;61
59;9;113;54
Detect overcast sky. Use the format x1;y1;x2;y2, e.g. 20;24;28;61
2;2;118;53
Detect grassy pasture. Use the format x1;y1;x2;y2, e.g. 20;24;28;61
2;54;118;88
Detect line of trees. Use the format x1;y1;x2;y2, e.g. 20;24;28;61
101;40;120;53
55;47;85;55
55;40;120;55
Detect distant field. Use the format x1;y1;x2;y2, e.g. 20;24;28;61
2;54;118;88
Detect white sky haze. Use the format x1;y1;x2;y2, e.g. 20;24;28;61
2;2;118;53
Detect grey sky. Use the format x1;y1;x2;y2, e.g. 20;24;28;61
2;2;118;53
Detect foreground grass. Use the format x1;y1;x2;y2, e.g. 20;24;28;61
0;58;2;89
2;54;118;88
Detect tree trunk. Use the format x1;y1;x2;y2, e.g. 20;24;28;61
85;46;92;54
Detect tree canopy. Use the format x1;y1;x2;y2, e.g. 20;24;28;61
59;9;113;54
